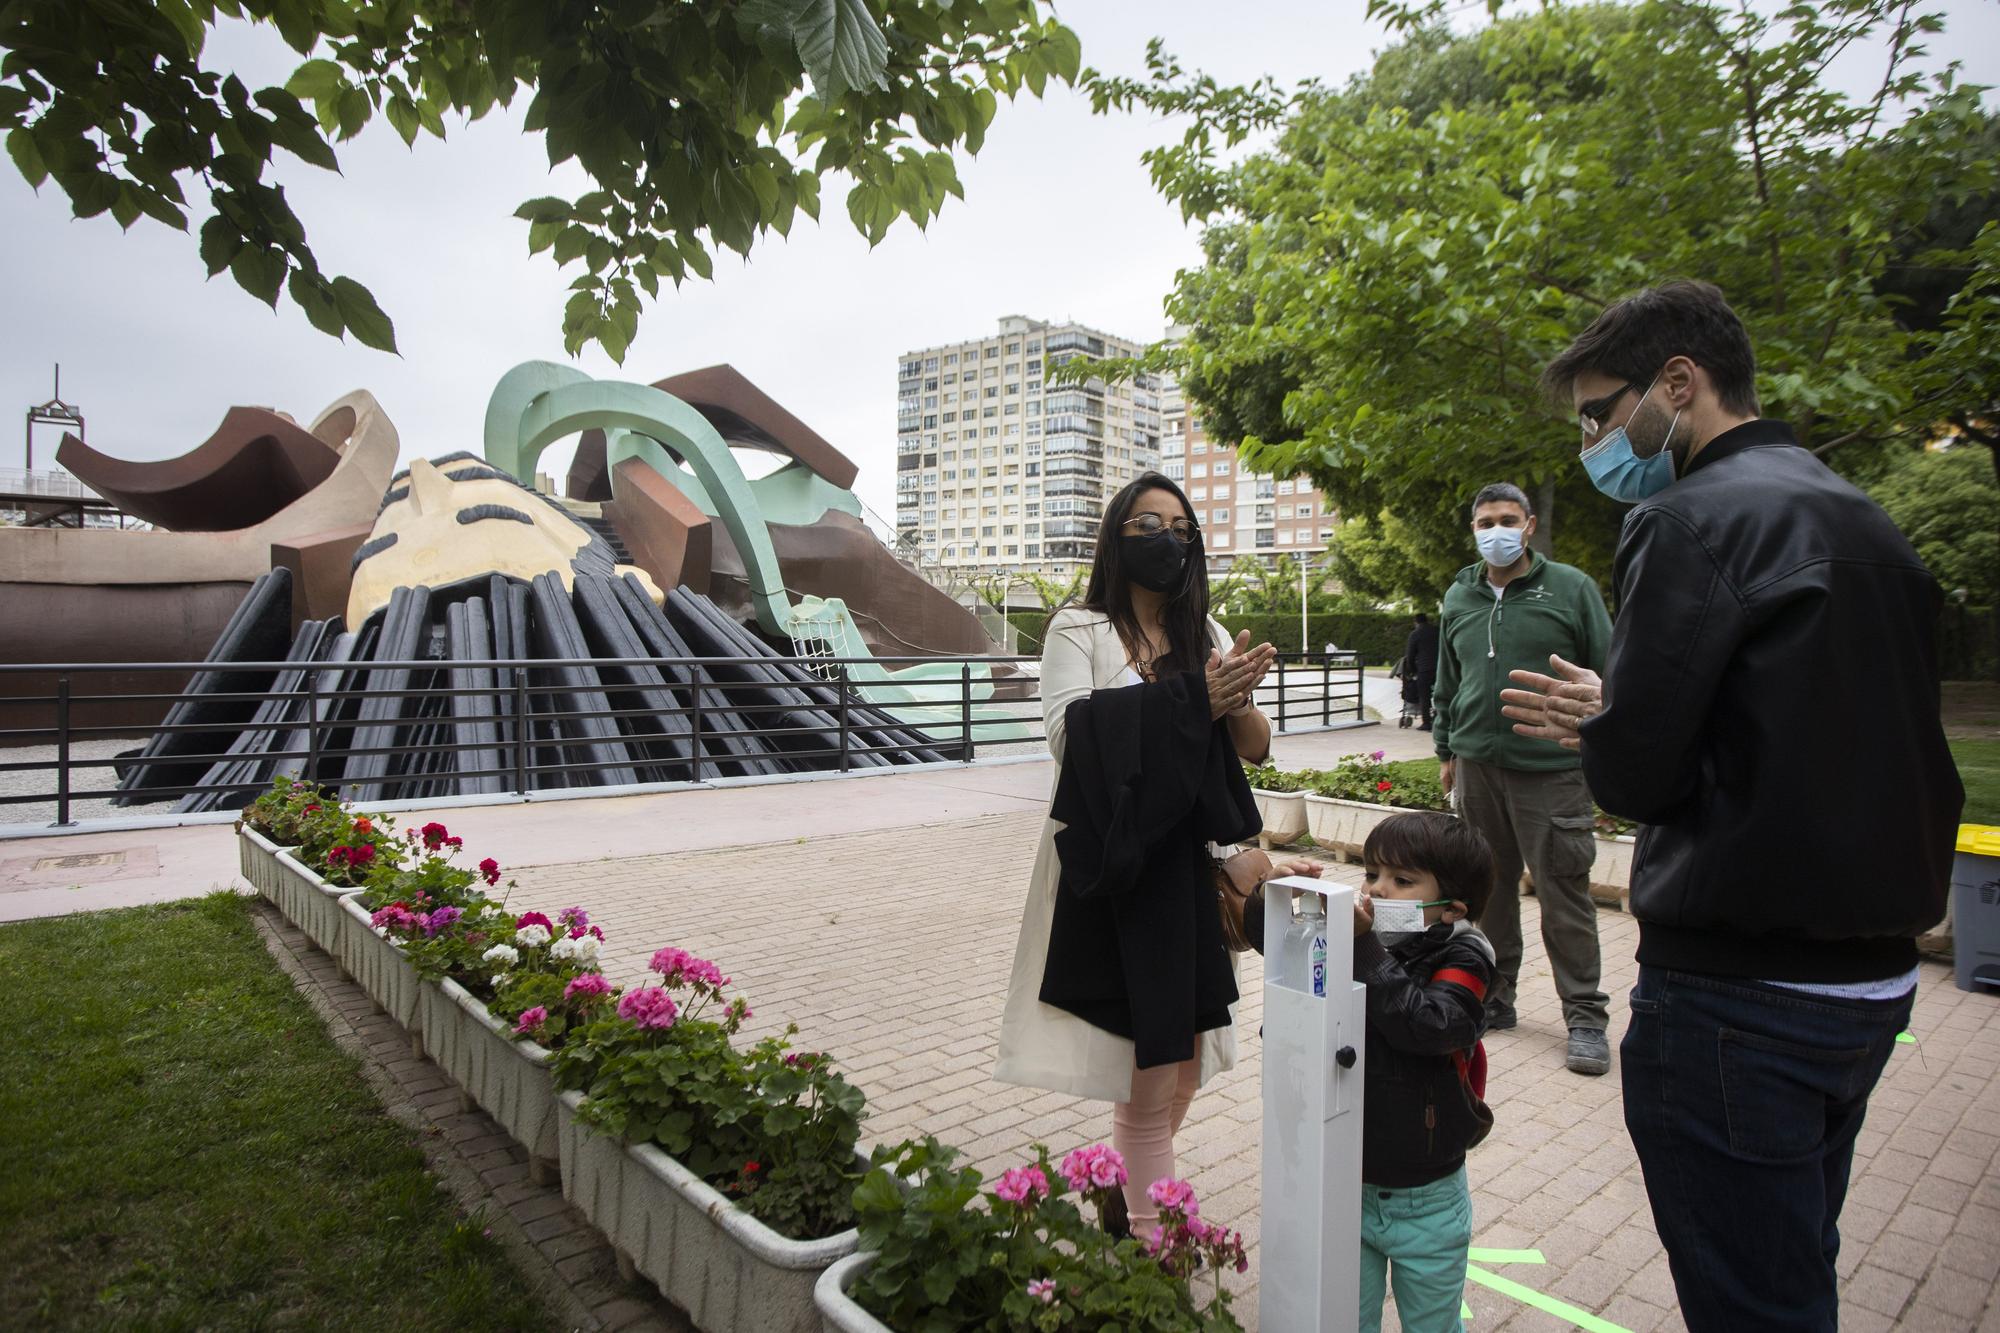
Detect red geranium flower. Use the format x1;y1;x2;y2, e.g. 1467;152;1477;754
743;1161;761;1174
478;857;501;886
1376;779;1393;792
353;817;373;835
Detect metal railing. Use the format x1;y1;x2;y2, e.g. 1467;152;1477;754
0;652;1367;830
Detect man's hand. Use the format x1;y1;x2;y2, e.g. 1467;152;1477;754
1499;654;1604;751
1440;758;1456;795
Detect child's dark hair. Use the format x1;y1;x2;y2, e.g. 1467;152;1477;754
1362;812;1496;919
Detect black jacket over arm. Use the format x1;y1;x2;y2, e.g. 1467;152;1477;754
1041;671;1262;1070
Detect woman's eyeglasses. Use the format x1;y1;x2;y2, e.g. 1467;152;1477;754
1122;514;1202;545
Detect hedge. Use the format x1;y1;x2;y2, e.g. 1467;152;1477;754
1003;609;1413;663
1005;603;1998;679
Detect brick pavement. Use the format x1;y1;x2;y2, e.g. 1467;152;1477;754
248;898;690;1333
510;807;2000;1333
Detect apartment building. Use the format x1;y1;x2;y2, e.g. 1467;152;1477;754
1160;376;1337;575
894;315;1163;578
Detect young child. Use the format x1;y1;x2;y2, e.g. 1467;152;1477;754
1250;810;1497;1333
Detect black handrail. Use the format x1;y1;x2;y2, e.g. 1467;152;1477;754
0;651;1368;828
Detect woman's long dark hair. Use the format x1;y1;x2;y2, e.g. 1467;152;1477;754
1078;471;1212;679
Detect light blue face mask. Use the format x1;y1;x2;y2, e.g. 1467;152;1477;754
1581;370;1679;503
1473;525;1526;568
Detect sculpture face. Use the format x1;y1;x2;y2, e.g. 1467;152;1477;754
346;456;607;626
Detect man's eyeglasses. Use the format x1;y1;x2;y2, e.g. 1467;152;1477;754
1578;383;1639;444
1122;514;1202;545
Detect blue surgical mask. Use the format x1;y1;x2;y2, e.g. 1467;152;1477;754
1473;525;1526;568
1581;369;1680;503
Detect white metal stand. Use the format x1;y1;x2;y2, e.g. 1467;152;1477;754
1260;877;1367;1333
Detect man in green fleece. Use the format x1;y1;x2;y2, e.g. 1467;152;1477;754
1432;482;1614;1074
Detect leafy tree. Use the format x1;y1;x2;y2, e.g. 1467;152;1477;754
1;0;1080;358
1086;1;1997;579
1869;445;1999;606
1019;569;1087;611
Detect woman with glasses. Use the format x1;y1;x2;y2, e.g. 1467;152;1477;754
995;471;1311;1239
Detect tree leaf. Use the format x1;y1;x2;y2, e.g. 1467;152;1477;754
6;128;47;188
513;196;572;224
198;215;241;275
329;275;397;352
229;245;286;307
287;269;344;336
384;95;419;146
792;0;891;100
285;58;346;102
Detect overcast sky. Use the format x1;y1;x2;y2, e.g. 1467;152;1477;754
5;1;1996;526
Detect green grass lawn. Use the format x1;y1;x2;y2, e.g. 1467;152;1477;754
1952;738;2000;827
0;893;553;1331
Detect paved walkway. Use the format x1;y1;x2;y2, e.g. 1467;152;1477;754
6;722;1997;1330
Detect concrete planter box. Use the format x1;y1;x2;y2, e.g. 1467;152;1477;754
1250;788;1308;850
1302;793;1399;862
238;828;293;895
557;1091;863;1333
421;978;560;1180
336;896;426;1045
245;831;360;957
814;1252;888;1333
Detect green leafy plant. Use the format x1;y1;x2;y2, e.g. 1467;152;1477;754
851;1137;1247;1331
239;774;340;846
1243;763;1319;794
1311;751;1448;811
550;948;867;1240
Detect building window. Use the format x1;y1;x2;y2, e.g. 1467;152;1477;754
1192;442;1206;455
1213;460;1231;476
1212;507;1231;524
1191;463;1208;479
1191;486;1208;501
1214;484;1230;500
1213;531;1230;548
1319;526;1335;543
944;353;957;365
1278;480;1295;495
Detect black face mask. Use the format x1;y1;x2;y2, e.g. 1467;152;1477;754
1120;531;1189;594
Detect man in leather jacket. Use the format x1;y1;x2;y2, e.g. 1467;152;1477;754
1508;280;1963;1333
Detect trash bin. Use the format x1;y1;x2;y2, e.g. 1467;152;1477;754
1953;825;2000;994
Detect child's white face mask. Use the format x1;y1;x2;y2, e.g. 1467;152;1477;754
1370;896;1451;941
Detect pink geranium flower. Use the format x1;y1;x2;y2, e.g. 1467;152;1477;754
616;986;679;1031
1026;1278;1057;1304
515;911;554;932
1146;1177;1198;1216
513;1006;548;1037
649;947;729;989
557;906;590;931
1059;1144;1128;1192
563;972;613;1002
994;1165;1050;1205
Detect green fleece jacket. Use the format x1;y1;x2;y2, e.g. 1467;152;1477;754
1432;551;1612;773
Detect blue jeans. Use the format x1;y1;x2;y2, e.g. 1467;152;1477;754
1621;966;1912;1333
1359;1167;1470;1333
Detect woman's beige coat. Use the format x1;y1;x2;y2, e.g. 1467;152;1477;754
992;608;1242;1104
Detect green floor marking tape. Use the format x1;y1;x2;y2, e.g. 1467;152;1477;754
1465;1265;1635;1333
1896;1031;1916;1044
1467;1248;1547;1264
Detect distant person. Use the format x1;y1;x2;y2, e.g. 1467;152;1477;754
1403;613;1440;730
1506;280;1963;1332
1431;482;1613;1075
1247;811;1499;1333
995;471;1279;1241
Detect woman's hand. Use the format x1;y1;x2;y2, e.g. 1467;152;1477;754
1205;632;1277;721
1268;858;1325;881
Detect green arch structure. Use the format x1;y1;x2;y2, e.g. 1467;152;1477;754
479;361;1027;742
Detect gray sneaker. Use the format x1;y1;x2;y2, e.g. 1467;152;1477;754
1567;1027;1611;1075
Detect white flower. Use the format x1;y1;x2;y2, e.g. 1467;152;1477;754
482;943;521;968
551;934;601;967
492;973;509;987
374;926;390;939
515;925;552;949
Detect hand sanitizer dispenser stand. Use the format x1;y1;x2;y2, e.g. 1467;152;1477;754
1260;877;1367;1333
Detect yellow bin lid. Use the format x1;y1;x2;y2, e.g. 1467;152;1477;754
1960;825;2000;856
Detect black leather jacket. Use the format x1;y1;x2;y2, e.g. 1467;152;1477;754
1579;420;1964;982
